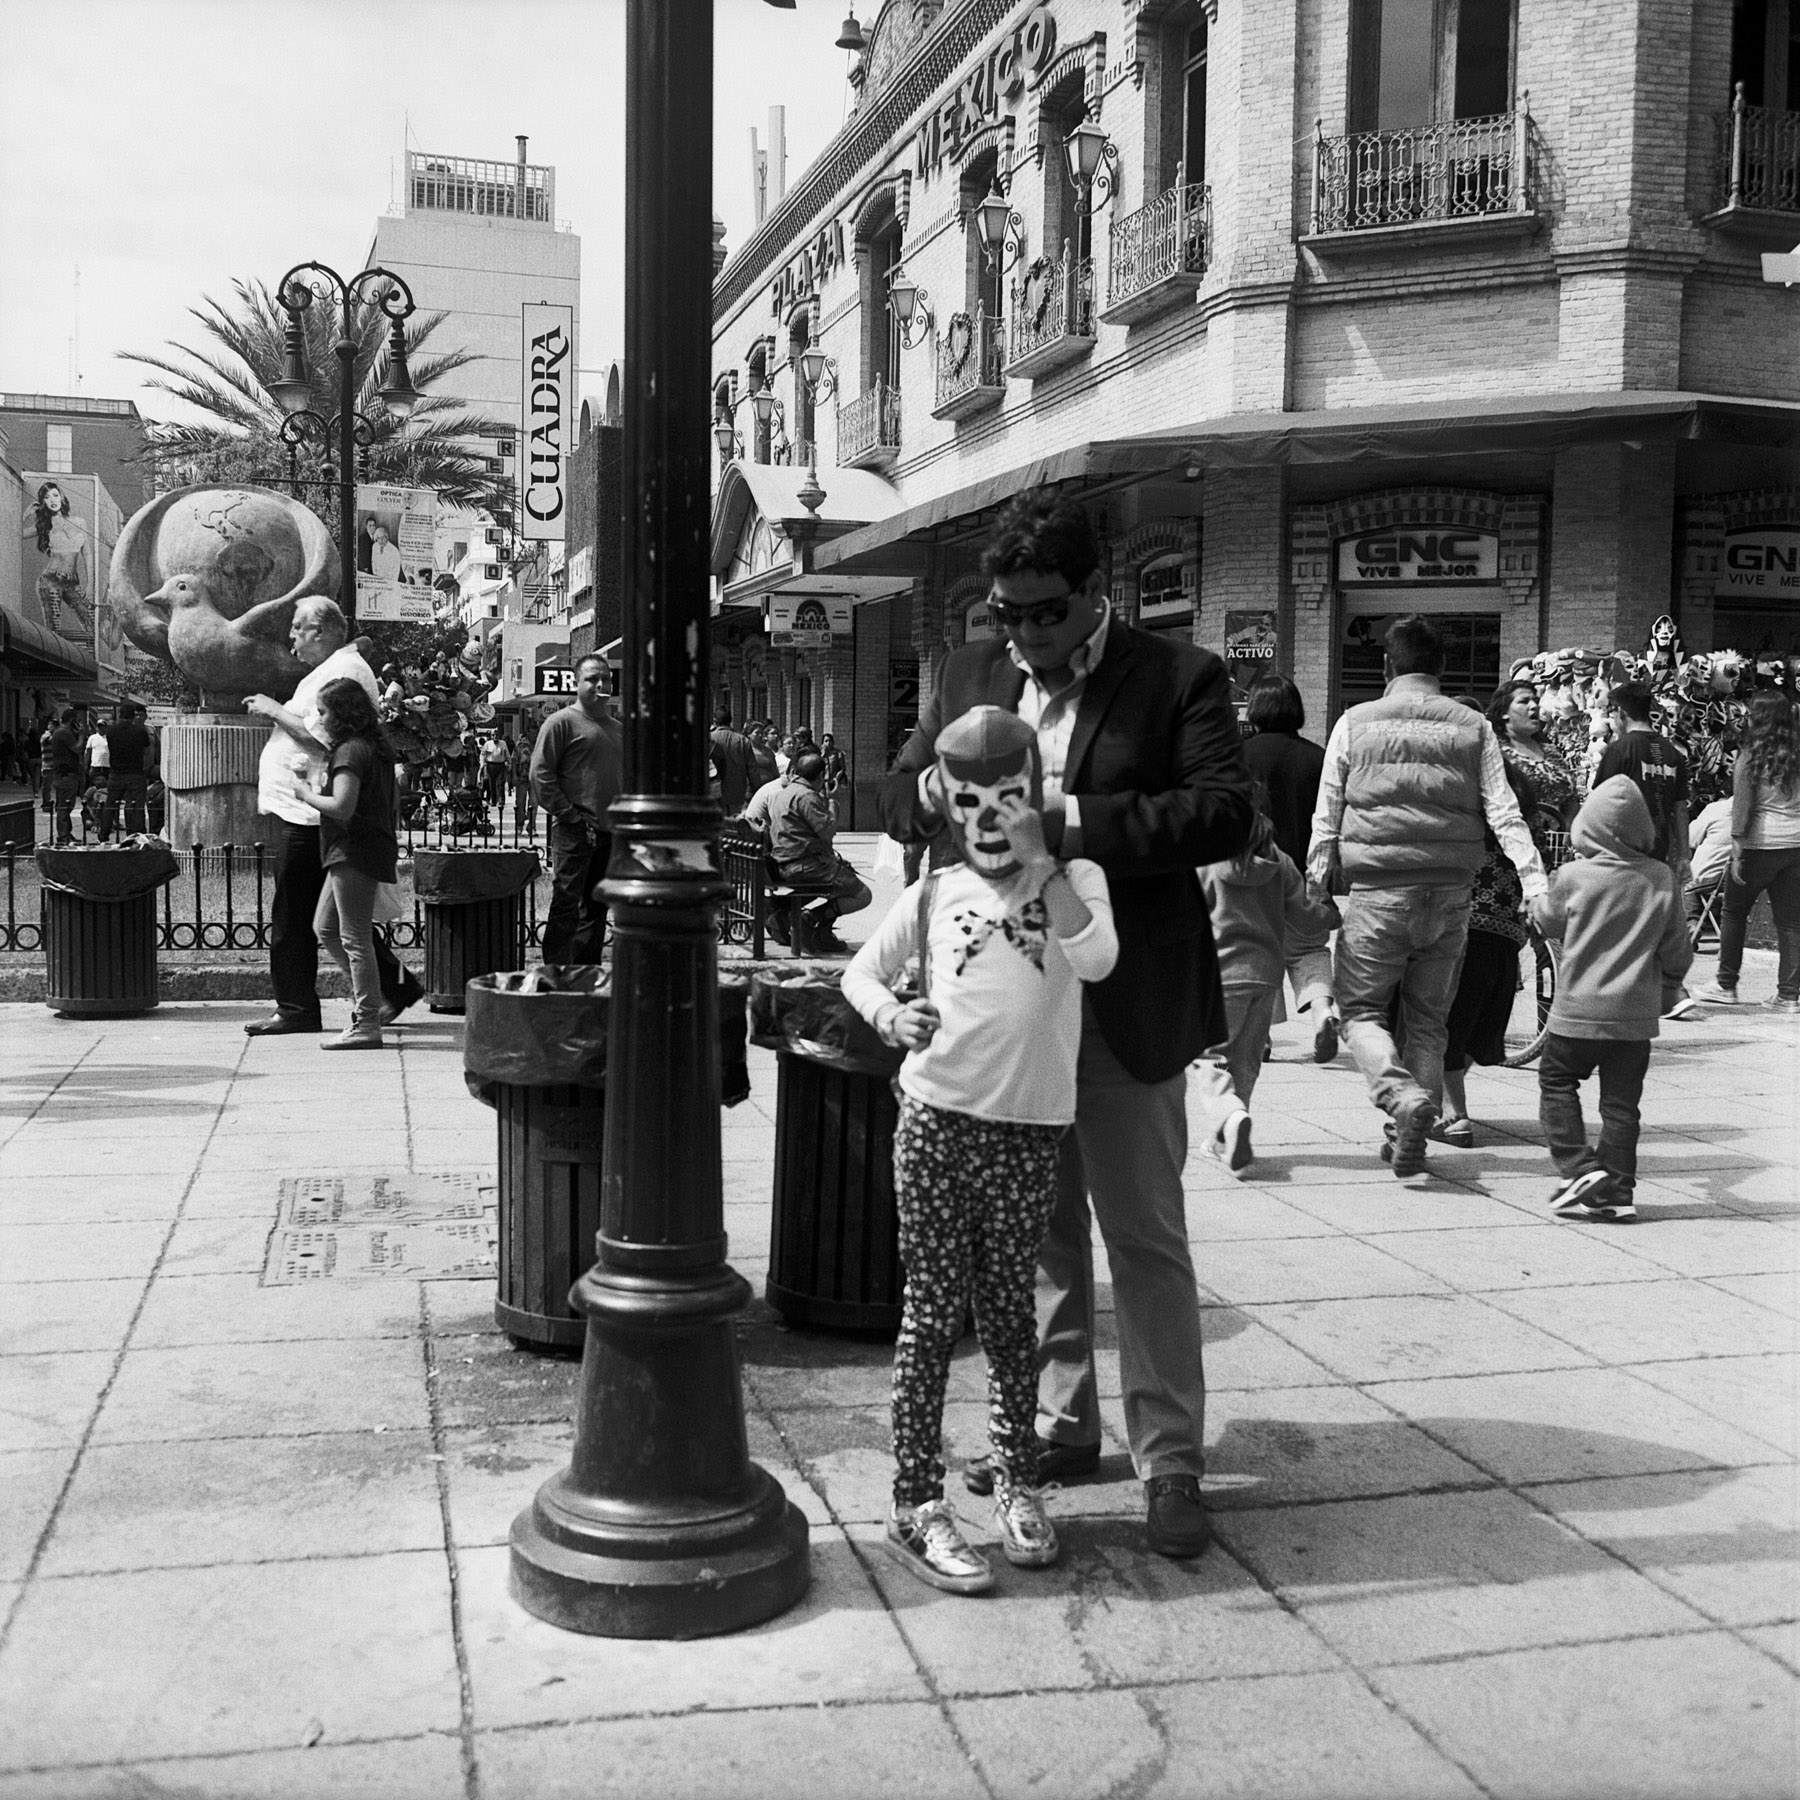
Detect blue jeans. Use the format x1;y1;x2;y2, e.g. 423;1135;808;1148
1538;1034;1650;1194
1334;883;1472;1115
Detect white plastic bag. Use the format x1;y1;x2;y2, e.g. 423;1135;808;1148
873;834;906;881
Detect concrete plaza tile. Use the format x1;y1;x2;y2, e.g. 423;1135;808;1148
92;1337;431;1443
860;1517;1336;1696
0;1733;468;1800
1370;1223;1671;1293
199;1132;412;1173
39;1430;445;1575
154;1212;279;1277
1218;1488;1704;1666
1224;1145;1420;1187
1705;1271;1800;1317
0;1276;144;1355
1197;1234;1447;1307
1269;1179;1535;1235
1198;1307;1342;1391
1247;1292;1594;1385
179;1170;292;1218
1371;1633;1798;1800
1742;1620;1799;1674
1186;1188;1345;1242
950;1673;1481;1800
1628;1353;1799;1457
0;1552;461;1769
431;1333;583;1430
474;1703;986;1800
1634;1165;1800;1219
0;1446;75;1580
1480;1278;1797;1366
1522;1465;1800;1628
457;1531;923;1729
0;1133;204;1178
131;1270;423;1346
0;1176;181;1224
1603;1213;1800;1279
1203;1385;1487;1508
439;1418;578;1547
0;1220;168;1285
0;1351;113;1450
1366;1367;1785;1483
738;1321;932;1412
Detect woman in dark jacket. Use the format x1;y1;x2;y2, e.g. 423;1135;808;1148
1241;675;1338;1061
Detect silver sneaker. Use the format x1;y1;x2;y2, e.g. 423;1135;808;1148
992;1474;1059;1568
885;1499;994;1594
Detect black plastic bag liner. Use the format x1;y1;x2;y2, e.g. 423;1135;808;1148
465;966;751;1107
749;968;902;1078
35;841;181;901
413;848;540;904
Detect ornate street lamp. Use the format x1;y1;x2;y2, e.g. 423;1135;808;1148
508;0;810;1638
272;262;419;620
974;183;1024;271
1063;115;1119;213
886;263;934;348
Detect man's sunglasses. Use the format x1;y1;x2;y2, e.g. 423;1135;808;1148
988;593;1072;630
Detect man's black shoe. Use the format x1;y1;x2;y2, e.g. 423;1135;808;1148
1144;1473;1213;1559
379;976;425;1028
244;1014;324;1037
964;1438;1100;1496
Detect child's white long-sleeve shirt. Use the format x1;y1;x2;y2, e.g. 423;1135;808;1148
842;860;1116;1126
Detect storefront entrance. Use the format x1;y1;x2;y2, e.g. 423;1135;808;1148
1337;590;1503;712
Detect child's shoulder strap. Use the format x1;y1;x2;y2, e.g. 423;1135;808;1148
916;868;938;994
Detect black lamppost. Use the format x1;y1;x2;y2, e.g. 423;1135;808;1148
507;0;810;1638
271;262;420;621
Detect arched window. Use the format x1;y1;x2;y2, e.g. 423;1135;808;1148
745;339;771;463
788;311;815;461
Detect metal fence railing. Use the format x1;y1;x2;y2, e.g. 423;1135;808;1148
1717;85;1800;213
1312;105;1532;234
1107;171;1211;307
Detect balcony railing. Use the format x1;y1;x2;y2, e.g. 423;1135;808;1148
1103;168;1211;325
837;377;902;469
933;306;1005;420
1006;245;1096;379
1716;85;1800;214
1311;105;1531;235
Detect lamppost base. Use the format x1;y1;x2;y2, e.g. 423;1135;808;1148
507;1262;811;1639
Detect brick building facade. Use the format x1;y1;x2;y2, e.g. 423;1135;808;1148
710;0;1800;825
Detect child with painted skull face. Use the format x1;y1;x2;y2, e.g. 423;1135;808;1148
843;705;1118;1596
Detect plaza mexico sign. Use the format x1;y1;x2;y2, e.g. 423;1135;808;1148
1336;528;1499;583
769;218;848;320
1719;528;1800;596
912;4;1059;184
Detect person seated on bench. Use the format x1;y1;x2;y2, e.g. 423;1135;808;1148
741;751;871;954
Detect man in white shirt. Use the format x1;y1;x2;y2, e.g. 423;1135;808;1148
82;717;113;839
241;596;421;1036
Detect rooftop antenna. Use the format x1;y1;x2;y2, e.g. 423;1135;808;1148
750;128;768;225
72;264;81;388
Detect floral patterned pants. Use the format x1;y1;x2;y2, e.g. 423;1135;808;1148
891;1097;1064;1506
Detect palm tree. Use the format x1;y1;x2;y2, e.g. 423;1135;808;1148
121;278;512;514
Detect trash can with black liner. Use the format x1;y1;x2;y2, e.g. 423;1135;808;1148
414;848;541;1014
750;969;905;1335
464;967;751;1352
37;841;180;1018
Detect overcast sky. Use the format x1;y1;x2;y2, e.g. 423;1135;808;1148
0;0;855;422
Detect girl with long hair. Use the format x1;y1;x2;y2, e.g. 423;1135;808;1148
1694;691;1800;1009
285;677;400;1049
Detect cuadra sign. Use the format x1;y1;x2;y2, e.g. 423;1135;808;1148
913;4;1059;185
769;218;848;320
1336;529;1499;583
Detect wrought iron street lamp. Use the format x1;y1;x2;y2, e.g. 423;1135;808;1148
509;0;810;1639
1064;115;1119;213
272;261;420;621
974;183;1024;271
887;263;934;348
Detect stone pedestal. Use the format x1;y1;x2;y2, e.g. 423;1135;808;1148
162;714;271;849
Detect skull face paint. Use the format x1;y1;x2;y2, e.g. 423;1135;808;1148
935;704;1043;881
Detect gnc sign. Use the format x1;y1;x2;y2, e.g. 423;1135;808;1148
1336;528;1498;583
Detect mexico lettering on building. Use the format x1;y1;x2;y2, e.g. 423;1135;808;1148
520;303;574;543
912;4;1058;185
1336;528;1499;583
769;219;848;319
1719;528;1800;594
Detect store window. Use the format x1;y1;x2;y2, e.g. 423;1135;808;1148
1149;9;1210;192
959;152;1005;328
788;312;815;459
1732;0;1800;108
862;221;905;394
44;423;72;474
745;339;772;464
1346;0;1515;131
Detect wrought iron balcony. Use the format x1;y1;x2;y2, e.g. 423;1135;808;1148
836;377;902;470
1310;105;1534;241
1102;168;1211;327
932;306;1006;421
1005;246;1096;380
1711;85;1800;227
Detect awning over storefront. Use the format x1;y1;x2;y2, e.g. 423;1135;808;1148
0;608;98;680
813;391;1800;577
712;460;909;606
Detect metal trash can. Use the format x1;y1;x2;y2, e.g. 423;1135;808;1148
415;849;540;1015
37;842;180;1019
466;968;752;1352
751;971;905;1334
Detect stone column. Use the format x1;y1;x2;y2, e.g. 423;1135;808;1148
161;714;273;849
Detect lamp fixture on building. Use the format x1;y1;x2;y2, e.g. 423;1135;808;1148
714;375;789;466
798;341;838;402
271;259;420;620
886;263;934;348
973;183;1024;271
1064;115;1119;214
835;8;866;51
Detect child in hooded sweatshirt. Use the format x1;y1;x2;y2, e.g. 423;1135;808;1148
1195;807;1340;1176
1530;773;1693;1223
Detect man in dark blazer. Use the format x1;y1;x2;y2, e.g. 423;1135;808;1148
880;491;1254;1558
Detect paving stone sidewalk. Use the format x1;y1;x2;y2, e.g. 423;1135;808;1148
0;947;1794;1799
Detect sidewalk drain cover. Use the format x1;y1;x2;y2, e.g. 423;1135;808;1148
261;1172;497;1285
